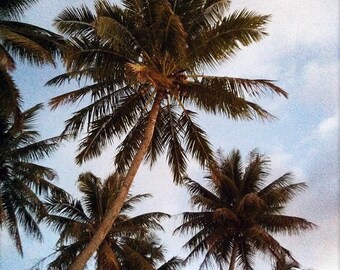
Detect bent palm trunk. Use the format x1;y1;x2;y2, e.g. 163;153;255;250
68;92;164;270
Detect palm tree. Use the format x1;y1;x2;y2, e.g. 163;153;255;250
0;103;63;255
49;1;288;268
175;149;315;270
37;172;172;269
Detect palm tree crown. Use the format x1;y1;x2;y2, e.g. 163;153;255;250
50;0;287;182
175;149;315;270
0;104;62;255
39;172;171;270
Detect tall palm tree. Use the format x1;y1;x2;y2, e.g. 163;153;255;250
37;172;171;270
49;1;288;268
0;103;63;255
175;149;315;270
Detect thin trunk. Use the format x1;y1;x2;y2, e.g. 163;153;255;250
68;92;164;270
229;243;237;270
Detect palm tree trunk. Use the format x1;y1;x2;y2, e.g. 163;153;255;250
229;243;237;270
68;92;164;270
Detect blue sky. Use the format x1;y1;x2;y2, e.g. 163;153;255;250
0;0;339;269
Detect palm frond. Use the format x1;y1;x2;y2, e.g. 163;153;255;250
183;179;221;205
236;240;255;270
11;163;59;199
262;182;308;207
258;173;295;196
187;9;270;69
174;211;214;235
0;44;15;70
117;212;170;233
186;0;231;28
182;76;286;120
121;193;152;213
0;22;62;66
242;150;271;193
2;193;24;255
74;95;142;164
94;16;140;61
0;68;22;120
77;172;105;219
118;242;156;270
54;4;95;36
180;110;214;169
260;215;316;235
11;136;59;161
154;1;187;63
246;225;292;263
44;195;89;223
48;241;87;270
157;256;183;270
0;0;38;19
162;103;187;183
0;104;61;255
114;114;146;174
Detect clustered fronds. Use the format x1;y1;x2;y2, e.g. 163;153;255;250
0;104;63;255
175;149;315;269
38;172;172;270
48;0;287;184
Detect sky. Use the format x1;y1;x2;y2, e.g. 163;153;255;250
0;0;339;269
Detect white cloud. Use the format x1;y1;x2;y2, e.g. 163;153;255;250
265;145;306;181
232;0;339;49
316;114;339;138
298;61;339;111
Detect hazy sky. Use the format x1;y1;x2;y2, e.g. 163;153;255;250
0;1;339;269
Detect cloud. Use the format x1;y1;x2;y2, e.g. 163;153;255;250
265;143;339;270
316;113;339;139
298;62;339;112
232;0;338;49
268;145;306;180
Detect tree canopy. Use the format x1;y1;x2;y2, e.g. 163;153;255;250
175;149;315;270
